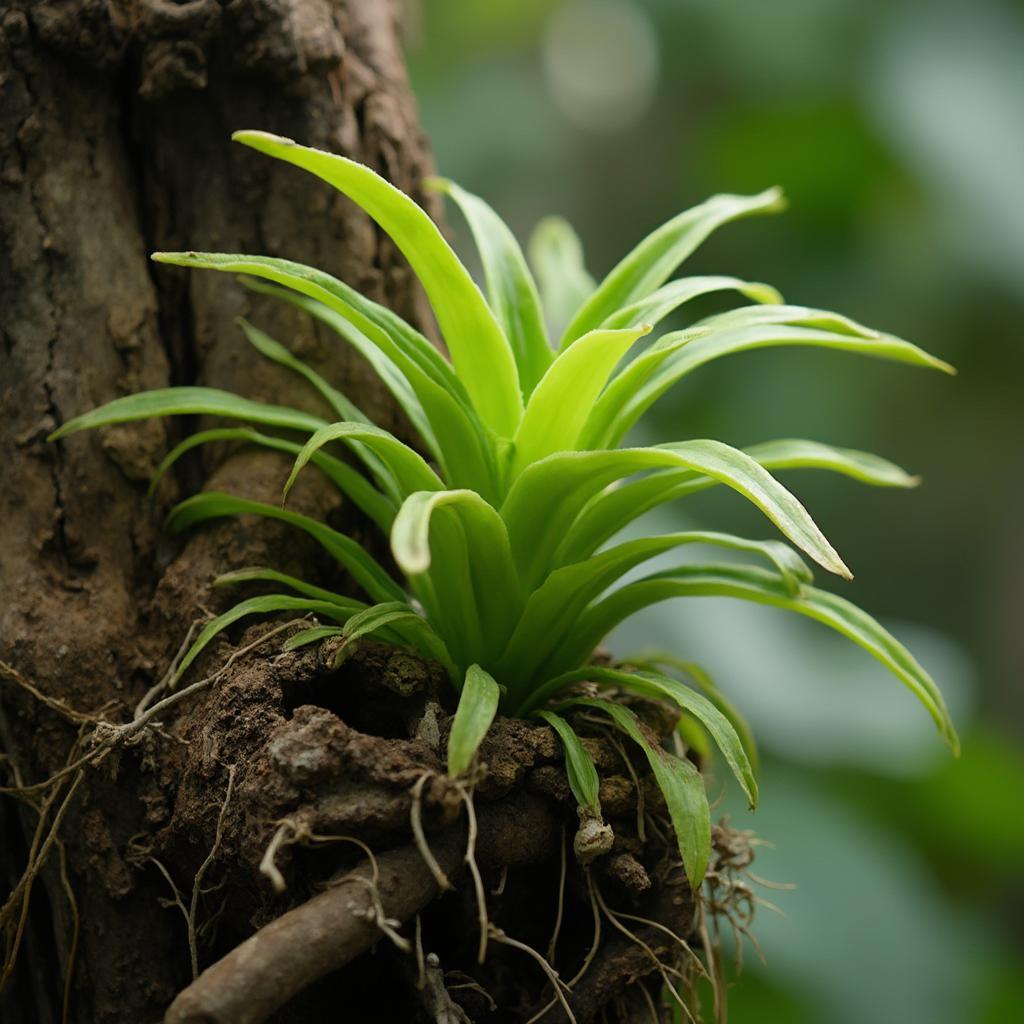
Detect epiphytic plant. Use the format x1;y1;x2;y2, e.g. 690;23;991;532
52;131;957;888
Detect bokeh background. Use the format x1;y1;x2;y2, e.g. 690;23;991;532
405;1;1024;1020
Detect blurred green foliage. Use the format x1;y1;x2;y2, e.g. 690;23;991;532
407;0;1023;1019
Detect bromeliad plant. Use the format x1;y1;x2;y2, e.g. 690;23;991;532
52;131;958;889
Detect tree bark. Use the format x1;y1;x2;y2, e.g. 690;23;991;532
1;2;438;1020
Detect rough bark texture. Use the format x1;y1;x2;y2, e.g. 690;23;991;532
0;3;702;1022
0;2;436;1019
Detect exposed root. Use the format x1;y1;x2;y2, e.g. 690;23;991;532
258;822;293;894
592;883;695;1024
444;970;496;1012
488;925;576;1024
0;661;99;725
187;764;237;977
567;869;602;987
1;747;87;992
454;780;489;964
410;772;454;892
546;826;568;962
134;619;204;718
56;840;79;1024
1;618;309;798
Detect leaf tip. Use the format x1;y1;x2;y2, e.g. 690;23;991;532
232;129;295;149
423;175;452;194
762;185;787;213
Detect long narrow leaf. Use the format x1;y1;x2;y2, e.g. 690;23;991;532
510;324;650;480
498;530;809;693
237;318;363;423
153;252;497;497
557;439;920;566
530;666;757;808
335;602;457;680
49;386;325;441
213;567;367;609
632;655;760;777
432;178;553;396
600;275;782;331
586;319;955;449
176;594;356;681
284;421;443;503
562;697;711;887
558;187;785;349
534;710;601;813
550;564;959;753
167;492;405;604
148;427;395;531
232;131;523;436
282;626;346;651
240;280;440;460
502;441;849;590
527;216;596;342
391;490;521;663
448;665;501;776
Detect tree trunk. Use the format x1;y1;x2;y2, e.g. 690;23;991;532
1;3;699;1022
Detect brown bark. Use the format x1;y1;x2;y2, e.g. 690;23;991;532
1;2;436;1020
0;4;701;1022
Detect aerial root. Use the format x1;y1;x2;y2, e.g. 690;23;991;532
1;618;310;799
410;772;454;892
56;841;79;1024
489;925;577;1024
546;826;568;962
187;765;237;976
0;727;88;994
453;780;489;964
592;884;696;1024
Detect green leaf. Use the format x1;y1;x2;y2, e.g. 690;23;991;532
167;492;406;604
431;178;553;397
558;187;785;349
391;490;521;665
49;386;325;441
237;318;364;423
630;655;760;777
741;439;921;487
153;253;498;498
213;566;367;609
284;421;443;503
562;697;711;888
527;215;596;342
531;665;756;807
557;438;919;566
239;280;441;462
282;626;346;651
585;318;955;449
497;531;810;695
588;667;758;808
237;317;401;498
448;664;501;776
147;427;395;532
176;594;357;681
509;324;651;480
599;275;782;331
231;130;523;437
336;602;458;679
554;563;959;754
502;441;850;591
534;710;601;813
